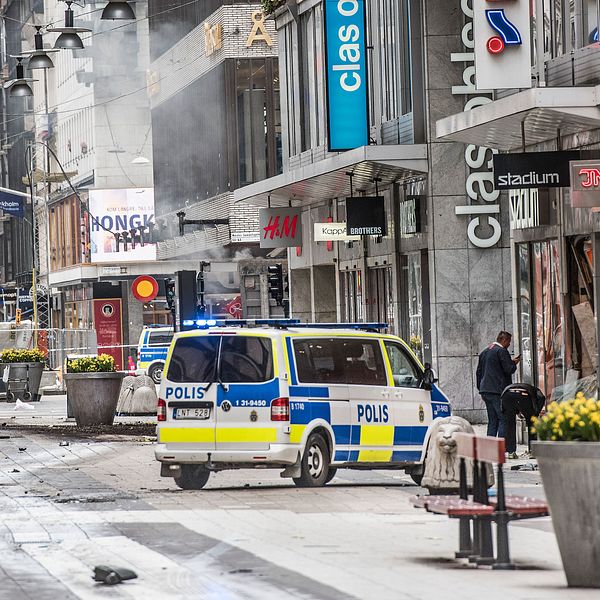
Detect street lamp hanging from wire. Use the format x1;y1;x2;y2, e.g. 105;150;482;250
47;1;91;49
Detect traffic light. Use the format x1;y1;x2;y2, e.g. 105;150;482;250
15;308;21;325
164;279;176;313
267;264;284;306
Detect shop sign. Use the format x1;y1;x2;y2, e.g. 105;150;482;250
324;0;368;152
89;188;156;263
204;21;222;55
494;151;581;189
346;196;387;236
314;222;360;242
509;189;539;229
0;190;24;218
570;160;600;207
259;207;303;248
246;10;273;47
452;1;501;249
399;195;423;236
93;298;123;370
473;0;532;90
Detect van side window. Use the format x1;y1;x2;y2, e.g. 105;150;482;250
293;338;386;385
148;331;174;346
384;342;421;388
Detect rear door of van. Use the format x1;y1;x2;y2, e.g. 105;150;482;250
214;333;284;452
158;333;219;450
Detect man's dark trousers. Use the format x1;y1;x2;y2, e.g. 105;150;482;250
502;395;537;453
482;393;505;438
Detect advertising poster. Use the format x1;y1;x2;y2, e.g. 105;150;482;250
93;298;124;370
89;188;156;263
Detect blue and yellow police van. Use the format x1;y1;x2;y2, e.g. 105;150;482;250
136;326;174;384
155;320;451;489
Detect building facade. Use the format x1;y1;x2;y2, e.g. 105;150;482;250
147;0;284;318
235;0;514;421
438;0;600;402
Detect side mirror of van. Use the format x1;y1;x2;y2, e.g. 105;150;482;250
421;363;438;390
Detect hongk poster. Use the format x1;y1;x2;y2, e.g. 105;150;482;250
89;188;156;262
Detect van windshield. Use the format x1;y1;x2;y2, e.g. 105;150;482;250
167;335;274;383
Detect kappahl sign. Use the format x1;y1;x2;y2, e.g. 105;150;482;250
259;207;303;248
314;222;360;242
324;0;368;152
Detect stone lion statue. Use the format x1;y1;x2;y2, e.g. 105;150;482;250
422;416;493;493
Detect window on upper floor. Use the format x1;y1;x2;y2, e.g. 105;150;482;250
236;58;282;187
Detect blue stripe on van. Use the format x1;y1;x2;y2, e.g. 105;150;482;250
289;386;329;398
216;379;280;406
348;450;360;462
393;426;428;446
332;425;351;445
334;450;350;462
286;337;298;385
290;401;330;425
350;427;361;446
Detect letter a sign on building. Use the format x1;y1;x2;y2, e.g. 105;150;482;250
324;0;368;152
473;0;531;90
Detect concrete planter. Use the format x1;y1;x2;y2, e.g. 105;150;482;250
0;362;45;402
533;441;600;587
64;372;126;426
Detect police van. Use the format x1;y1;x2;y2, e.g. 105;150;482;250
155;320;451;489
136;326;174;384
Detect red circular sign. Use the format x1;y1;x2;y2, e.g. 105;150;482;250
132;275;159;302
487;36;505;55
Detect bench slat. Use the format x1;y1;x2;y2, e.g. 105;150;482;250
476;435;506;464
427;499;494;516
455;432;476;460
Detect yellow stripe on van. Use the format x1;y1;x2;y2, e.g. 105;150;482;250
215;428;278;443
358;425;394;462
159;428;215;443
289;424;306;444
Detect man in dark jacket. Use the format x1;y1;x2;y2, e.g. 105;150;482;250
476;331;520;442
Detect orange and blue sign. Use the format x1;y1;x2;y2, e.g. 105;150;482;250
132;275;159;302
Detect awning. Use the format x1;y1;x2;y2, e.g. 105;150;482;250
436;86;600;151
234;144;428;207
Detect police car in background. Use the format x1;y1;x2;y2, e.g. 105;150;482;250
155;320;451;489
136;326;174;384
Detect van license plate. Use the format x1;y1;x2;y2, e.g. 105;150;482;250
174;408;211;419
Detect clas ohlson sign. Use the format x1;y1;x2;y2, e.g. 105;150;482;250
324;0;368;152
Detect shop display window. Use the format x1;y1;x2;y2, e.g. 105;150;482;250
518;240;564;399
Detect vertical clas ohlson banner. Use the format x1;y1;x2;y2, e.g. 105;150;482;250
324;0;369;152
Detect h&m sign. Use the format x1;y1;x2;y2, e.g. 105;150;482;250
259;207;303;248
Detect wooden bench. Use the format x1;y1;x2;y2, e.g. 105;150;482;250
412;433;548;569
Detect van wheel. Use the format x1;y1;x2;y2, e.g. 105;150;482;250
293;433;330;488
174;465;210;490
149;363;164;384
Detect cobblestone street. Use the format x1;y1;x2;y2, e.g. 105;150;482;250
0;400;588;599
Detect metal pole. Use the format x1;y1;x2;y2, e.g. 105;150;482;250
594;232;600;399
27;144;38;345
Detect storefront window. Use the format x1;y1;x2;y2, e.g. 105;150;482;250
340;270;363;323
518;244;533;383
367;267;395;333
530;241;564;399
407;252;423;361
